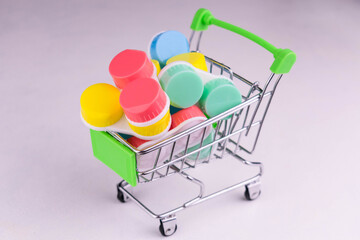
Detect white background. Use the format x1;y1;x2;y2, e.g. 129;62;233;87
1;0;359;239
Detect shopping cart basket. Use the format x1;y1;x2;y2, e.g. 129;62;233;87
89;8;296;236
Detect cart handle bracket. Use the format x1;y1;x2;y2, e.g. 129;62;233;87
190;8;296;74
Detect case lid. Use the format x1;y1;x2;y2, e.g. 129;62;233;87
109;49;154;89
120;77;168;123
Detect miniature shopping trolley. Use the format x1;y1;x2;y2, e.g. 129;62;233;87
89;8;296;236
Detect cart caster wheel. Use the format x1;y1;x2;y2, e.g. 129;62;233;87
159;222;177;237
117;191;126;203
159;216;177;237
117;187;129;203
244;182;261;201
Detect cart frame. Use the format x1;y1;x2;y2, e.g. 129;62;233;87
91;8;295;236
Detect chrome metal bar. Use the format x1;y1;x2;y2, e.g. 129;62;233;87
226;147;264;176
249;74;283;152
118;156;262;219
217;119;228;151
110;91;273;155
230;81;259;134
194;127;207;165
165;142;177;176
150;148;163;181
110;76;264;156
138;121;262;176
140;175;150;182
228;66;234;80
229;109;242;136
205;120;221;163
220;114;234;159
174;166;205;201
228;140;254;155
204;55;254;87
118;168;205;219
196;31;203;51
183;160;196;169
179;135;191;172
189;175;261;206
138;95;262;154
108;131;136;150
189;30;195;48
245;72;275;136
227;120;262;155
233;106;250;154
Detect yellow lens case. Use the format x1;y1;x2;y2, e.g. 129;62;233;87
166;52;208;72
151;59;161;76
80;83;123;127
128;110;171;136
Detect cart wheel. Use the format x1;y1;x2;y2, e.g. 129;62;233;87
159;221;177;237
244;185;261;201
116;186;129;203
117;190;126;203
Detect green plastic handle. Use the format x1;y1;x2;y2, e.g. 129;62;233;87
190;8;296;74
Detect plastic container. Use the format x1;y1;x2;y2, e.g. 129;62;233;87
159;62;203;108
80;83;123;127
120;77;169;124
166;52;208;72
109;49;155;89
150;30;190;67
198;77;242;118
151;59;161;76
80;81;171;140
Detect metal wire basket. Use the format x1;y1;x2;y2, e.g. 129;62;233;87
89;8;296;237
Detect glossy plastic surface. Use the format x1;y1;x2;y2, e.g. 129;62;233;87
151;59;161;75
190;8;296;74
80;83;123;127
159;62;203;108
198;77;242;118
150;30;190;67
171;105;205;129
166;52;208;72
128;110;171;137
90;130;137;186
109;49;154;89
120;77;168;123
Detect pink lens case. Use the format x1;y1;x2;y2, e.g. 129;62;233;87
109;49;157;89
